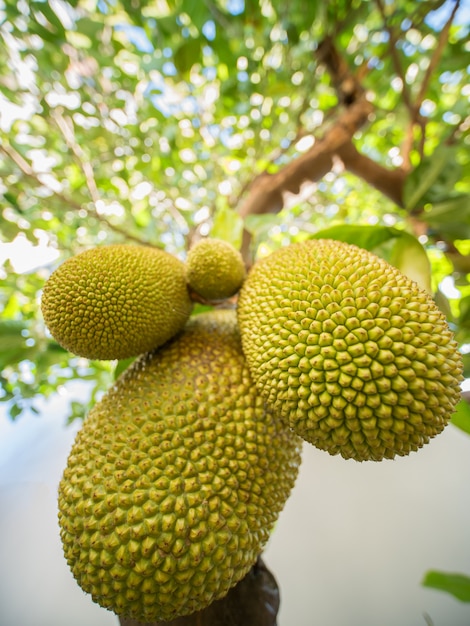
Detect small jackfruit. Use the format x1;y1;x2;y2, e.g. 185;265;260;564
41;244;192;360
186;238;246;301
58;309;301;622
237;239;463;462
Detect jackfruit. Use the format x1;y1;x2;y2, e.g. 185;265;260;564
186;238;246;301
58;309;301;622
41;244;192;360
237;239;463;461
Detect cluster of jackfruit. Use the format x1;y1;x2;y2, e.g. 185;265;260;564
43;237;463;623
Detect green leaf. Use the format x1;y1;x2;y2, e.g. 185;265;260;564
404;146;458;211
310;224;395;251
387;231;432;294
3;191;21;211
191;304;214;316
183;0;210;32
31;0;66;36
422;195;470;239
461;353;470;379
423;195;470;224
0;347;34;371
68;400;87;423
433;288;453;320
114;358;135;380
0;319;29;350
174;39;201;74
211;206;244;250
458;295;470;329
155;15;179;37
8;402;23;420
422;571;470;602
76;17;105;40
451;400;470;435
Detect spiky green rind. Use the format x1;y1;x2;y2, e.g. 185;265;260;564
237;239;463;462
58;310;301;622
186;239;246;301
41;244;192;360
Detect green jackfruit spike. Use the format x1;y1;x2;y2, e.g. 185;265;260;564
186;238;246;301
41;244;192;360
58;309;301;622
237;239;463;462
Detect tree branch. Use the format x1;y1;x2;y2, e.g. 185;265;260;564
335;141;406;207
415;0;461;108
0;142;37;176
375;0;415;116
316;36;365;106
238;97;373;220
0;143;153;247
236;96;373;265
54;109;101;204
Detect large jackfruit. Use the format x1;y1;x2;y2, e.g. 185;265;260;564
58;309;301;622
41;244;192;360
237;239;463;461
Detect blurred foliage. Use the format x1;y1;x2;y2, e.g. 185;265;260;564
422;570;470;602
0;0;469;423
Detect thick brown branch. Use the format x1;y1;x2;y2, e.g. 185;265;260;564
335;141;406;207
238;97;373;220
316;36;365;106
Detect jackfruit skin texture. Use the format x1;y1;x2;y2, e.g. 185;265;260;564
58;309;301;622
186;238;246;301
237;239;463;462
41;244;192;360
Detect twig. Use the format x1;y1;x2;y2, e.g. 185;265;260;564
53;109;101;204
0;143;153;246
205;0;232;31
376;0;460;165
415;0;461;108
158;193;190;234
375;0;415;117
0;142;36;176
401;122;415;171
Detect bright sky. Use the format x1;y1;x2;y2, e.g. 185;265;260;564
0;234;59;274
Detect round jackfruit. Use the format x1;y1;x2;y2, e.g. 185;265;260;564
186;238;246;301
58;309;301;622
237;239;463;462
41;244;192;360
